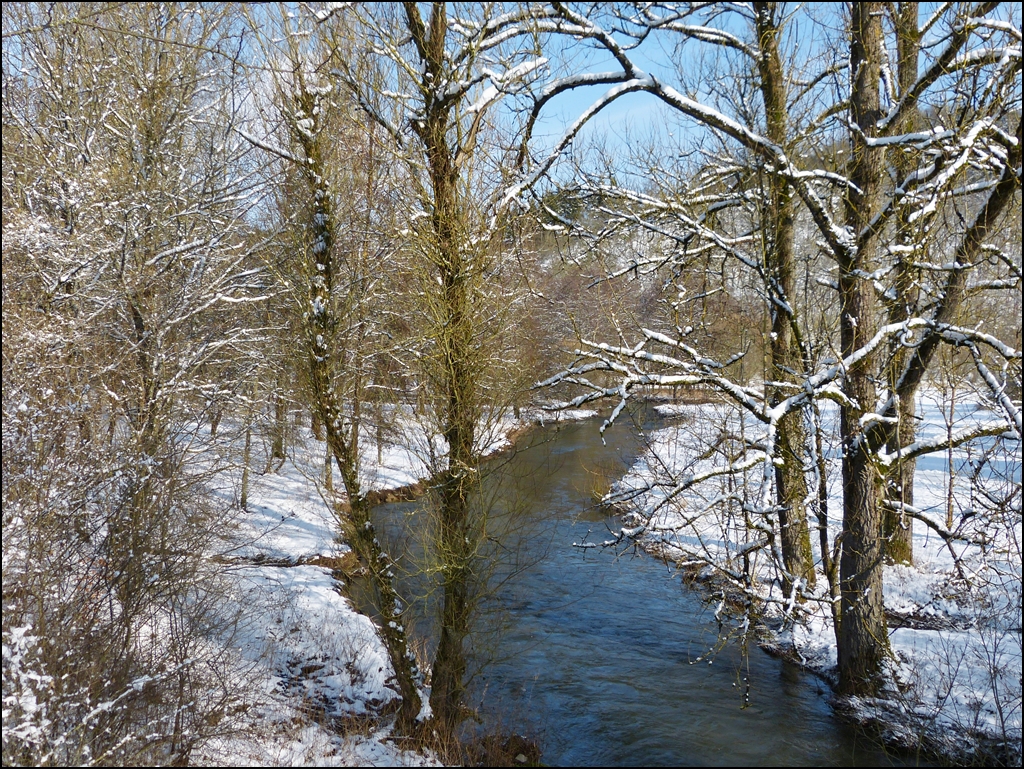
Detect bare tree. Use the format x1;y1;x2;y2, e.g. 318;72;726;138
2;3;265;763
523;1;1021;697
323;1;568;731
240;5;427;731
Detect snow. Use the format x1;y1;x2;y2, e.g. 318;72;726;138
522;405;599;424
605;391;1022;760
185;418;454;766
215;449;342;564
652;403;693;418
222;564;392;716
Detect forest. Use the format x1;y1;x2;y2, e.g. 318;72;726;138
2;2;1021;766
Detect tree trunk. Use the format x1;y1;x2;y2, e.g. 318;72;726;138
883;397;916;564
240;420;251;509
753;2;815;593
311;407;324;441
837;2;890;697
324;443;333;494
424;97;477;738
338;451;424;733
270;387;287;463
291;89;424;731
882;2;922;565
403;2;479;731
812;401;841;630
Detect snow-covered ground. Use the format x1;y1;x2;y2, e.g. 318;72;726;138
606;391;1022;762
190;419;439;767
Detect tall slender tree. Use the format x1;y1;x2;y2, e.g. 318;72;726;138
327;1;564;729
836;1;889;693
243;6;424;730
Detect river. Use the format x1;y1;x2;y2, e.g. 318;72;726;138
371;412;911;766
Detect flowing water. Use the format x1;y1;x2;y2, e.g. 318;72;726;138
371;413;913;766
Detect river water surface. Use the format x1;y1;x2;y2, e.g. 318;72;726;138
374;414;909;766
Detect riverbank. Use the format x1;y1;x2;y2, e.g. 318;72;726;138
196;403;970;766
193;421;438;766
194;405;600;765
601;395;1022;766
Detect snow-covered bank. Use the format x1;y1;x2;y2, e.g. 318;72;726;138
197;564;431;767
603;394;1022;764
189;421;440;766
522;406;600;425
